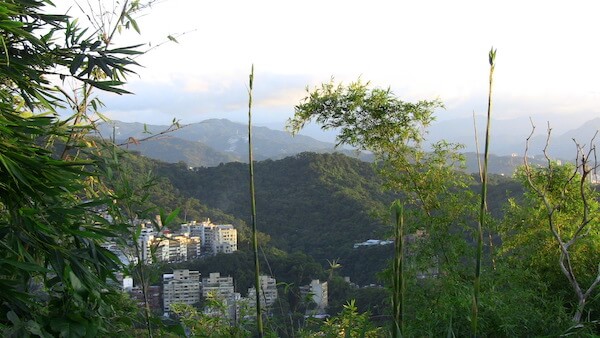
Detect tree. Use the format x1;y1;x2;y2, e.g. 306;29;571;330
0;1;147;335
503;127;600;325
288;78;471;221
288;79;477;333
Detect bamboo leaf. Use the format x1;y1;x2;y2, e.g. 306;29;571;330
86;80;131;94
7;311;20;325
0;260;49;272
125;14;141;34
105;44;145;55
163;208;181;227
96;58;113;77
70;54;85;75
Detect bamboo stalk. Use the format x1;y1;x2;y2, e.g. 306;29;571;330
392;201;405;338
472;47;496;336
248;64;264;337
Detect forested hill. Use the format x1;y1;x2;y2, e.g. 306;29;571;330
97;119;339;166
156;152;395;262
151;151;527;283
99;119;550;174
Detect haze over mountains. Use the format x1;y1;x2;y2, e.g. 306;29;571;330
98;117;600;174
427;116;600;160
98;119;338;166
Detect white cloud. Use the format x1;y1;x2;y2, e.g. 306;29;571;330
60;0;600;130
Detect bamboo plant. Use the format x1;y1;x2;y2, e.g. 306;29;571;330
247;65;264;337
392;201;405;338
472;47;496;336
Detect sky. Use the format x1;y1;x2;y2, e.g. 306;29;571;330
62;0;600;140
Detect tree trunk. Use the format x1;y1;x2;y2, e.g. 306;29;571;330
573;297;586;323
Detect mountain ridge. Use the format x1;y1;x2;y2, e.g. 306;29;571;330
97;119;339;166
98;117;598;171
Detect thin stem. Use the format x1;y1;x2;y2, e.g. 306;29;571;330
392;201;405;338
473;111;496;271
472;47;495;337
248;64;264;337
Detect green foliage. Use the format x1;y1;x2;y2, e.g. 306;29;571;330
300;300;383;338
170;301;251;338
288;78;474;255
157;152;394;276
0;1;154;336
501;162;600;322
478;266;572;335
288;79;441;153
0;1;140;110
286;77;482;336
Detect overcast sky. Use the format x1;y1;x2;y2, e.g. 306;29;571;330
63;0;600;138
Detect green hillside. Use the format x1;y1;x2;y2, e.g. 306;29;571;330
123;137;240;167
156;152;394;261
152;151;524;284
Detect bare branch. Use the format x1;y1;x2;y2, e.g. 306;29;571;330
115;122;185;147
543;121;552;165
524;122;599;323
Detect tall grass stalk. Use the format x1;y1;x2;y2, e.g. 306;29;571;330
392;201;405;338
247;65;264;337
472;47;496;336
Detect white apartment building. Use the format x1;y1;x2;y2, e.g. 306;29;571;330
182;221;237;256
207;224;237;255
201;272;241;320
301;279;328;315
181;220;206;239
202;272;235;300
138;224;156;264
247;275;278;308
163;269;201;315
146;233;201;263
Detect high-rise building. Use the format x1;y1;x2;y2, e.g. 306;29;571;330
163;269;201;315
247;275;278;309
138;223;156;264
183;221;237;256
202;272;234;300
201;272;241;320
204;224;237;255
153;234;201;263
301;279;328;315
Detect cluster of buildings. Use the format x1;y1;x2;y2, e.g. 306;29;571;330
123;269;329;321
124;269;279;321
117;219;238;264
104;217;332;321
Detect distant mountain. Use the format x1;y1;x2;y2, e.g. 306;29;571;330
98;116;597;171
462;152;548;176
156;152;393;259
427;116;536;156
97;119;338;167
120;137;238;167
428;116;600;161
527;117;600;160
